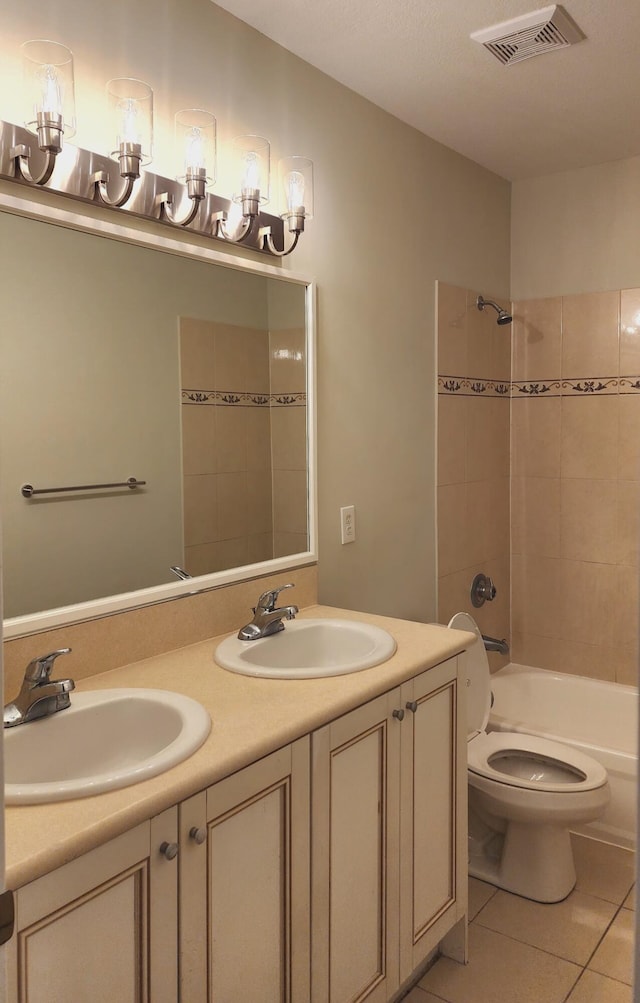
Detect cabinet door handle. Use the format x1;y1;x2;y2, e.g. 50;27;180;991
189;826;207;845
406;700;418;713
159;841;179;860
392;708;405;721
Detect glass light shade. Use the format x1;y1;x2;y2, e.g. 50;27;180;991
231;135;270;205
21;39;76;138
175;109;216;185
107;78;153;165
278;156;314;219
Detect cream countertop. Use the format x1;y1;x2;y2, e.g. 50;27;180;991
5;604;474;890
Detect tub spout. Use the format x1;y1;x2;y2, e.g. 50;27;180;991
482;634;509;655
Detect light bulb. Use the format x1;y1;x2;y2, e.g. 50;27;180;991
120;98;140;145
242;151;260;191
185;127;204;172
285;170;305;211
39;63;62;116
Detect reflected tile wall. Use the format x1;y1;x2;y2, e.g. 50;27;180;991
436;281;512;671
511;287;640;685
180;319;308;575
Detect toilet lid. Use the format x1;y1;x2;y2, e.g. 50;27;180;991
447;612;490;737
468;731;608;793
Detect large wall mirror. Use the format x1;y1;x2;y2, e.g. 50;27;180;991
0;196;316;638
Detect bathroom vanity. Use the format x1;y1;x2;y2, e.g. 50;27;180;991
4;607;472;1003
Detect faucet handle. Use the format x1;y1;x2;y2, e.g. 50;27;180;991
255;583;295;613
24;648;72;684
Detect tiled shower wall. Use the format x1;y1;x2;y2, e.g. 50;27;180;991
437;283;640;685
180;318;307;576
436;282;511;670
511;290;640;685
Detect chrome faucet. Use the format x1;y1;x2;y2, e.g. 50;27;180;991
237;584;299;640
3;648;75;728
482;634;510;656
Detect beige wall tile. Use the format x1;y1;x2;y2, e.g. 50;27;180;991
561;290;620;378
619;287;640;375
210;536;250;573
491;314;512;384
511;398;561;479
246;406;273;472
465;478;510;566
215;406;248;473
613;565;639;647
511;554;562;639
274;531;308;558
617;480;640;566
511;476;560;557
272;469;308;535
183;474;217;547
269;329;306;394
217;471;248;540
560;478;619;563
618;395;640;480
245;329;270;394
181;404;216;475
437;566;476;623
270;406;307;471
438;483;468;577
248;532;274;564
558;559;619;647
466;398;510;482
179;316;216;388
615;645;639;686
437;394;466;486
512;296;562;382
185;541;220;576
467;289;496;381
437;281;468;376
561;397;619;480
246;470;274;536
215;323;249;391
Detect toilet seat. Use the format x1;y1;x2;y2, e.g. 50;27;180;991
468;731;607;793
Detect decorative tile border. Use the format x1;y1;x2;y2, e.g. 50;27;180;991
437;376;510;397
182;389;306;407
439;375;640;397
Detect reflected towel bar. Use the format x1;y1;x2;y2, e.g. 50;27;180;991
21;478;146;498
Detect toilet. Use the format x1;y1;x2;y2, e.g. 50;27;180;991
448;612;610;903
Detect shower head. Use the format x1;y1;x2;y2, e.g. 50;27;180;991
477;294;513;326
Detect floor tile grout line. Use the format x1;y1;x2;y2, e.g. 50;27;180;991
579;896;634;977
470;912;597;970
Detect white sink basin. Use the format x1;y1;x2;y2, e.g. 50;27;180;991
4;688;211;804
214;618;397;678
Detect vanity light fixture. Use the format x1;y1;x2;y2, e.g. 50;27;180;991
92;77;153;208
260;156;314;257
12;40;76;186
4;43;312;257
212;134;270;243
156;108;216;227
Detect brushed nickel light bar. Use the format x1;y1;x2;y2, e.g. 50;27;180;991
3;40;314;257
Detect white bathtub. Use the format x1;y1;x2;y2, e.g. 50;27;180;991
488;664;638;849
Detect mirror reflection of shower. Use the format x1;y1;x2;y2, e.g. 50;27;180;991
477;294;513;326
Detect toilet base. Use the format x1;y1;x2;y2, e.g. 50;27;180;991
469;815;577;903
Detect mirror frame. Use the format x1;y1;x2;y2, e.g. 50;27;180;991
0;182;317;639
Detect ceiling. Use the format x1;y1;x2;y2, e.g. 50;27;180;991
211;0;640;181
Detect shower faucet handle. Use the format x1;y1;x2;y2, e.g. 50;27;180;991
470;573;496;608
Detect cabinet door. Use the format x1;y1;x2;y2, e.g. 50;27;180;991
181;739;310;1003
399;657;466;979
7;810;179;1003
311;689;402;1003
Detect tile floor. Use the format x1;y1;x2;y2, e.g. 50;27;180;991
405;834;636;1003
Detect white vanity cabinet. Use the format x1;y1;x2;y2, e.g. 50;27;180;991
311;656;466;1003
178;738;311;1003
6;807;179;1003
6;654;466;1003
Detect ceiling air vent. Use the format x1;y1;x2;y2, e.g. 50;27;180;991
470;4;585;66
